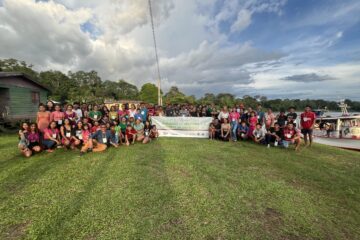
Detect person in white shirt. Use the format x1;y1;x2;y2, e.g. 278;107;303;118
218;106;229;123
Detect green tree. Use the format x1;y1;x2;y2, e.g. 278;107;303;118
216;93;235;107
0;58;39;80
39;71;76;102
164;86;187;104
139;83;161;104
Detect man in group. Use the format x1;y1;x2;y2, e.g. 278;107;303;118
253;123;266;145
283;122;301;151
140;103;148;123
91;123;112;152
300;105;316;147
287;107;297;126
256;104;265;126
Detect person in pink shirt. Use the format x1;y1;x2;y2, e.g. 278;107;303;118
229;108;240;141
36;103;51;133
264;108;275;130
43;121;60;152
50;104;65;127
248;111;258;138
64;104;77;126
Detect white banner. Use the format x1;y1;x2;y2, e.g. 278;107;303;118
151;117;213;138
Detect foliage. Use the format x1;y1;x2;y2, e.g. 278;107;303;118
1;58;360;110
139;83;160;104
0;135;360;239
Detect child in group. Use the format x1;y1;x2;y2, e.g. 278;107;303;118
283;122;301;151
27;123;42;155
109;125;120;148
248;111;258;138
252;123;266;145
80;124;93;156
125;124;137;146
150;125;159;139
266;123;283;148
60;118;77;150
18;122;31;157
237;121;249;140
91;121;100;133
118;117;127;144
43;121;60;152
209;122;216;140
143;121;152;144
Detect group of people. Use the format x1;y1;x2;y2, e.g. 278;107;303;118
207;104;316;151
18;101;316;157
18;101;159;157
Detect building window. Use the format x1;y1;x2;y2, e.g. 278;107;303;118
31;92;40;104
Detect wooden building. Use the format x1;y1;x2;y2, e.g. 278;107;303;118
0;72;50;125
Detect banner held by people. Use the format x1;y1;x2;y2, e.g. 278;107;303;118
151;117;213;138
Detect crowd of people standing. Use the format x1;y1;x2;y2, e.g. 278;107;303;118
18;101;316;157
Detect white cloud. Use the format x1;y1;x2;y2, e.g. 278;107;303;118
231;9;252;33
0;0;358;100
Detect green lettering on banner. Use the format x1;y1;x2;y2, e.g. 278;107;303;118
151;117;213;138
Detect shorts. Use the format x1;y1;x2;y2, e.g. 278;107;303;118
301;129;313;135
282;140;294;148
28;142;40;149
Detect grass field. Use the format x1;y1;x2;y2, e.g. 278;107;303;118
0;134;359;240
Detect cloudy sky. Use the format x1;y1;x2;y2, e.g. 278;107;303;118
0;0;359;100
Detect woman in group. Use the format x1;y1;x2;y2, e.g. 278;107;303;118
36;103;51;133
60;118;78;149
109;106;118;122
43;121;60;152
229;107;240;141
133;118;145;142
264;108;275;130
46;100;54;112
220;118;231;141
18;122;31;157
248;111;258;138
27;123;42;155
128;104;137;118
89;105;102;123
218;106;229;123
64;104;77;126
50;104;65;127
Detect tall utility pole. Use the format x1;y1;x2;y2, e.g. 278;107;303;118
148;0;162;106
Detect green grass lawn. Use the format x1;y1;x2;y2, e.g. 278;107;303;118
0;134;359;240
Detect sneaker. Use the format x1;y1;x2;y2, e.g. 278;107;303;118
267;144;270;148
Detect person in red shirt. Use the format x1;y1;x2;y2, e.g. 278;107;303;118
125;125;137;146
300;105;316;147
282;122;301;151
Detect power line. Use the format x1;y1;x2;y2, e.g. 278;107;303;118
148;0;162;105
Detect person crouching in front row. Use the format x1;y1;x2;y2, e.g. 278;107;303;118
282;122;301;151
252;123;266;145
90;123;116;152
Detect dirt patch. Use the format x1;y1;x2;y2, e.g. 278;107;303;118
3;221;30;240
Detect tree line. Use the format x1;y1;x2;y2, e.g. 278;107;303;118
1;58;359;111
